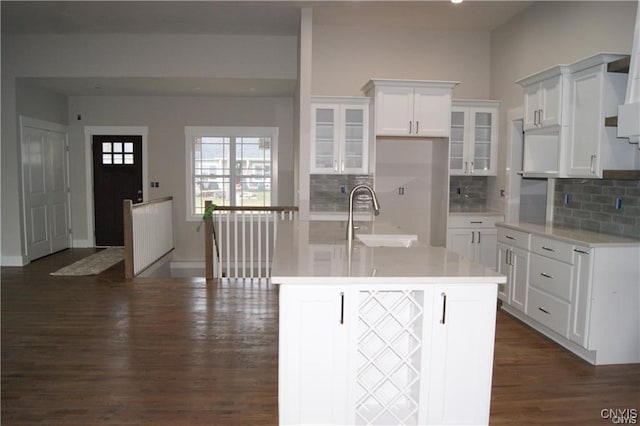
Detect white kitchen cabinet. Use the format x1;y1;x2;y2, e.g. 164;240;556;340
569;246;591;346
516;53;638;178
519;68;569;131
567;57;633;177
279;282;497;425
426;284;498;426
496;227;530;313
496;243;529;313
516;66;570;177
311;97;370;174
568;244;640;364
362;79;458;138
447;214;503;269
450;100;500;176
279;285;353;425
496;223;640;365
527;235;575;338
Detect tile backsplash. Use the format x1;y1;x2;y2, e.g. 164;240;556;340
554;179;640;239
449;176;488;212
310;174;374;212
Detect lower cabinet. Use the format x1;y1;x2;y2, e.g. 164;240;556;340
496;224;640;365
496;227;531;312
496;242;529;313
446;214;503;269
279;283;498;425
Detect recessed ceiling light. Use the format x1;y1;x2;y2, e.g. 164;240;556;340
451;0;463;3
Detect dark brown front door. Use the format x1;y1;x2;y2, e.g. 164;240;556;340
92;135;143;246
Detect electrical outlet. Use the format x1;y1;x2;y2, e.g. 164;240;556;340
615;197;623;210
564;193;571;205
340;186;346;194
399;187;405;195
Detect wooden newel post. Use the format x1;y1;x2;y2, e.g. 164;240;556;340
204;200;214;280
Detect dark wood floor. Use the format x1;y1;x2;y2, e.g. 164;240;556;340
2;249;638;425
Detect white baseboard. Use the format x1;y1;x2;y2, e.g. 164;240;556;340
1;255;28;266
170;261;205;269
73;239;94;248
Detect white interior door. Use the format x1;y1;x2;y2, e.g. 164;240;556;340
21;117;71;261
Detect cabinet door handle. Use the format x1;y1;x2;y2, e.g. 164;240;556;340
574;249;589;255
540;272;554;279
416;121;419;134
542;246;555;252
470;221;483;224
590;154;597;174
478;231;481;244
341;160;345;172
471;231;475;244
409;121;412;134
533;109;538;126
538;109;543;126
508;249;512;266
505;235;515;240
470;161;474;174
464;161;468;174
538;306;551;315
340;292;344;324
440;292;447;324
333;160;338;172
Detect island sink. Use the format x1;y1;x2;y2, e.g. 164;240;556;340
272;219;506;425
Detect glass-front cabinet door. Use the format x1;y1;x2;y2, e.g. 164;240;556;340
449;101;499;176
449;109;466;174
471;109;495;174
311;104;340;173
311;98;370;174
341;106;368;174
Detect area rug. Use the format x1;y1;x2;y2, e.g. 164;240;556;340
50;247;124;276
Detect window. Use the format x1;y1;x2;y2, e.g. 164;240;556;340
101;141;135;165
185;126;278;219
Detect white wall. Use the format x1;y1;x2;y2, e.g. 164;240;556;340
68;95;294;261
489;1;638;212
312;25;491;99
1;33;297;264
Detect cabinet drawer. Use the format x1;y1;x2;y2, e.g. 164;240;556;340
527;286;570;338
497;227;530;250
530;235;574;264
529;253;572;301
448;215;503;229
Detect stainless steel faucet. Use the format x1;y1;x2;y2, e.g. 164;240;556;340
346;184;380;241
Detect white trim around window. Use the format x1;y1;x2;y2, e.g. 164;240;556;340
184;126;279;222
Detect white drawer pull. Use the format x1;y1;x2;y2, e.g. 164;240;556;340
538;306;551;315
542;246;555;252
540;272;554;279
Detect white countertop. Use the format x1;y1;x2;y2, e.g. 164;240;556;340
497;222;640;247
448;209;504;216
271;220;506;285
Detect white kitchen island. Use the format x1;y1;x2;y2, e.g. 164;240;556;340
271;220;507;426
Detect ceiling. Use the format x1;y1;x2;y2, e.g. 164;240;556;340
3;1;533;97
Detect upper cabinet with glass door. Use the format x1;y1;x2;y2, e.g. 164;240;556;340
311;97;370;174
450;100;500;176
